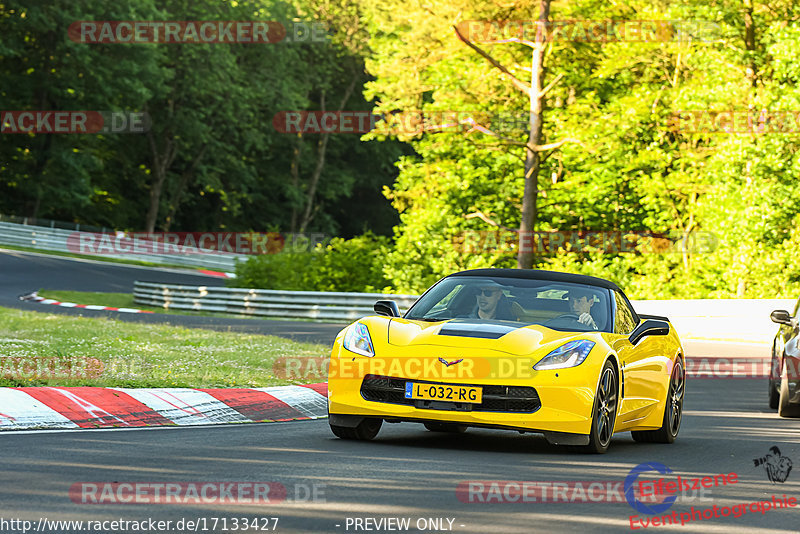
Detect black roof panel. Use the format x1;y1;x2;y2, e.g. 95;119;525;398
446;268;621;291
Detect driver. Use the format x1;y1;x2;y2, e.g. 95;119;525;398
566;288;598;329
471;281;513;320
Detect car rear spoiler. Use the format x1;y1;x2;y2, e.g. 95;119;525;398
638;313;671;322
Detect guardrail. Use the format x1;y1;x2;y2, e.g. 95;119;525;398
133;281;420;321
0;213;112;233
134;281;792;344
0;220;243;271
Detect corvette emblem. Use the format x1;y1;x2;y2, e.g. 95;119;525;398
438;357;463;367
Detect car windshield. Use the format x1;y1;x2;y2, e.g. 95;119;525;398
405;276;612;333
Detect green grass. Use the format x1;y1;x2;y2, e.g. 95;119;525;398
0;306;329;388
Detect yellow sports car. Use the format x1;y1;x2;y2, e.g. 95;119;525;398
327;268;685;453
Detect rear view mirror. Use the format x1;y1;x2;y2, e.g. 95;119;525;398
629;319;670;346
374;300;400;317
770;309;793;326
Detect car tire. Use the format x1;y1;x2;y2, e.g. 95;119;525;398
769;361;780;410
769;343;780;410
778;364;800;418
424;422;468;433
579;360;618;454
329;418;383;440
632;359;684;444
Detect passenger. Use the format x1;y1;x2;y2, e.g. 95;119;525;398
566;288;598;329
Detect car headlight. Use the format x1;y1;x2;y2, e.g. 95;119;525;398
342;322;375;357
533;340;595;370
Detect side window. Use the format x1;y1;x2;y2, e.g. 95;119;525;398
614;291;637;335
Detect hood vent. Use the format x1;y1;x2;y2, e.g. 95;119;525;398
437;319;518;339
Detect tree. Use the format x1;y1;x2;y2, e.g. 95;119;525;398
0;0;404;240
0;0;162;220
453;1;567;268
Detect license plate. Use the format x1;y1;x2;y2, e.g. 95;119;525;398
404;382;482;403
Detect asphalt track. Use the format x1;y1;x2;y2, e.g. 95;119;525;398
0;249;345;344
1;249;798;533
1;379;798;533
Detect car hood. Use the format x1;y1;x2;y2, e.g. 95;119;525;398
378;317;595;357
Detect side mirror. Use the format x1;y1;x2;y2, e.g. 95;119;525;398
629;319;670;346
770;309;793;326
374;300;400;318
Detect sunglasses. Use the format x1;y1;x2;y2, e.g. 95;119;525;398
478;288;501;296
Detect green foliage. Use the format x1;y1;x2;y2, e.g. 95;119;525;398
0;0;403;238
7;0;800;299
235;233;392;292
364;0;800;299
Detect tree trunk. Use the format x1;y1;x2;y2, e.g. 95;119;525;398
163;143;207;232
289;135;302;234
298;74;358;233
743;0;757;87
30;33;54;220
298;131;329;233
517;0;550;269
145;130;176;234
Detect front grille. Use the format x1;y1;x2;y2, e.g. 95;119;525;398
360;375;541;413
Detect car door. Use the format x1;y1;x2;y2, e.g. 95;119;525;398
777;298;800;357
612;291;668;425
777;298;800;394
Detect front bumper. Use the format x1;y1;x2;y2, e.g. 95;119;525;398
328;370;597;435
360;375;541;413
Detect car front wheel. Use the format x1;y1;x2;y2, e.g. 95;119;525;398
769;343;780;410
778;360;800;418
581;360;618;454
330;418;383;440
